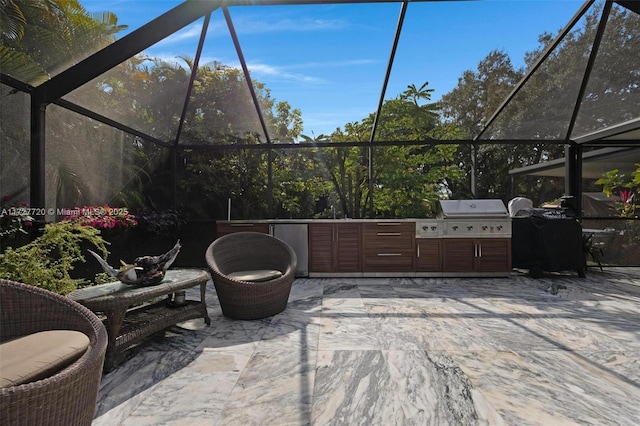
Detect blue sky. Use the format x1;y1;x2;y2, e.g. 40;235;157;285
83;0;585;136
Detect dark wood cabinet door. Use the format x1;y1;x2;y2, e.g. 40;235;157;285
442;238;511;273
309;223;334;272
416;239;442;272
334;223;361;272
442;239;476;272
477;239;511;272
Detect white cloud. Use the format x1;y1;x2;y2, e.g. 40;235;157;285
286;59;377;70
220;14;348;34
244;58;379;85
153;23;203;47
247;63;324;84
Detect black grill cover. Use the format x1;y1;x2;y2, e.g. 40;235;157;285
512;215;586;277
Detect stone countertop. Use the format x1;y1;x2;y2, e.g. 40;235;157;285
217;218;427;223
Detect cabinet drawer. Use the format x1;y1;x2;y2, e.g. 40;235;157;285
217;222;269;238
363;222;414;234
363;252;414;272
362;222;415;250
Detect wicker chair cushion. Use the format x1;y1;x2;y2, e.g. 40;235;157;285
227;269;283;282
0;330;90;388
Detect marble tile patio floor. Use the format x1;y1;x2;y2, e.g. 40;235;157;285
93;268;640;425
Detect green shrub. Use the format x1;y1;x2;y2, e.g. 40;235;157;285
0;221;109;294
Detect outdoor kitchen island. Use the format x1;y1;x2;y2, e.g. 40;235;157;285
217;200;512;278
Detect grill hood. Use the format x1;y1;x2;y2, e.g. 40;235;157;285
438;199;509;219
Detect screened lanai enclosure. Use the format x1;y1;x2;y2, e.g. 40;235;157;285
1;0;639;265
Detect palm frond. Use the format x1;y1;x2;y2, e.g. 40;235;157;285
0;0;27;41
0;45;49;85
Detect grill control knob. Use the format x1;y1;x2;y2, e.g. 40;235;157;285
482;225;488;230
467;225;473;231
422;226;428;231
431;226;437;231
452;225;458;231
497;225;503;230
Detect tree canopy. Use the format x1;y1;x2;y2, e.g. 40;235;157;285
2;0;638;220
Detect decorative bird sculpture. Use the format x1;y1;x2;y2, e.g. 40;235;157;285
88;240;181;286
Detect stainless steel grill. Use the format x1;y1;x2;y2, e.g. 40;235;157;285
439;199;511;238
438;199;509;219
416;200;511;239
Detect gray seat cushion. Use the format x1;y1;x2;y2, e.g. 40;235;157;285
227;269;283;282
0;330;90;388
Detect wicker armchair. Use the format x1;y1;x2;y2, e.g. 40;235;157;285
0;280;107;426
205;232;297;320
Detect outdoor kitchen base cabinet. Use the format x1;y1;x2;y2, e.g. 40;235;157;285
363;222;415;272
442;238;511;274
220;212;513;277
309;223;361;273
